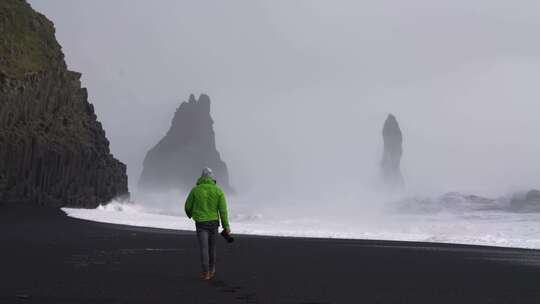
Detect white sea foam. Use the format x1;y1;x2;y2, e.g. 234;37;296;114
63;194;540;250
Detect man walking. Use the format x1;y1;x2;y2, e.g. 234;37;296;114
184;167;231;280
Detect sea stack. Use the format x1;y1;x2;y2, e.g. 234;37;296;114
139;94;232;193
381;114;404;188
0;0;129;208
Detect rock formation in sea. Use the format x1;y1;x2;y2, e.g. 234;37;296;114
0;0;129;208
381;114;404;188
139;94;232;193
510;189;540;213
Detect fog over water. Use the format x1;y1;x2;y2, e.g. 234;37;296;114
31;1;540;223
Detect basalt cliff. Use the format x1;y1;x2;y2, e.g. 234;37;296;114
0;0;128;207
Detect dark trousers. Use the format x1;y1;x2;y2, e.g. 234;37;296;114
196;220;219;273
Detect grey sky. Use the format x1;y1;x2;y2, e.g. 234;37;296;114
29;0;540;198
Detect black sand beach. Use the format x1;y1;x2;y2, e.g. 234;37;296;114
1;206;539;304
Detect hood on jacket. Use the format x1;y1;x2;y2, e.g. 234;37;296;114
197;176;216;185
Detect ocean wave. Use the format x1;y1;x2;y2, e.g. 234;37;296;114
64;199;540;250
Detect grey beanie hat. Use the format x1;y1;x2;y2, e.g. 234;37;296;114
201;167;213;178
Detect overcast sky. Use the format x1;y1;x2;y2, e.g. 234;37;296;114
29;0;540;199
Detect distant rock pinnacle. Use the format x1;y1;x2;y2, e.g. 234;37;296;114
381;114;404;188
139;94;232;193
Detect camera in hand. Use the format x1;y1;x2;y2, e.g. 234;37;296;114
221;229;234;243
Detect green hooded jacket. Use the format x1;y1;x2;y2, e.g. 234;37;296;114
184;177;230;229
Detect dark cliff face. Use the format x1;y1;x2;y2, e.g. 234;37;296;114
0;0;128;208
139;94;232;193
381;114;404;188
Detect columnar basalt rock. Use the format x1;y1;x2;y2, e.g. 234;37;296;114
0;0;128;207
381;114;404;188
139;94;233;193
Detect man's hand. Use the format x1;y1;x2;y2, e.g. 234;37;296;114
224;228;231;234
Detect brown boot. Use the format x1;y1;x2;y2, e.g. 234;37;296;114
209;271;215;280
200;272;211;280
